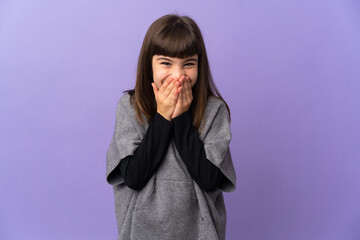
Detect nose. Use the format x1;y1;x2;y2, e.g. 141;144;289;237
172;66;186;79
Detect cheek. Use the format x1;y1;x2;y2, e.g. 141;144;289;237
187;70;198;86
153;69;168;88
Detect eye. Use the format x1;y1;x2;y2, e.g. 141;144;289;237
161;62;171;66
184;63;194;66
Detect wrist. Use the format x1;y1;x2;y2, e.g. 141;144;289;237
157;111;171;121
172;110;191;124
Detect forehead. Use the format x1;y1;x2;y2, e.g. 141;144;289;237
153;54;198;61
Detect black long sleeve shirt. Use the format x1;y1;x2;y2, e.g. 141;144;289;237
115;111;225;191
172;111;224;192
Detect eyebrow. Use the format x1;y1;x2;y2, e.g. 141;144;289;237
156;57;198;62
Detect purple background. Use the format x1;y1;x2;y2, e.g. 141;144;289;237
1;0;359;239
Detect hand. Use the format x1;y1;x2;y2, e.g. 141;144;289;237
171;75;193;119
151;78;181;121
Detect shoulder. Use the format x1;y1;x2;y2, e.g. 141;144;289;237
199;95;231;140
205;95;229;117
114;93;135;122
116;92;135;114
118;92;131;107
207;95;225;108
200;95;229;130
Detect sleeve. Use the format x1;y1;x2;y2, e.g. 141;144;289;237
105;99;172;187
172;111;225;192
111;112;173;190
201;101;236;192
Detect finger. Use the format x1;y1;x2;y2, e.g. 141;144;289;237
163;79;175;97
159;77;173;93
179;75;185;84
171;80;180;97
176;76;184;92
178;87;183;106
177;85;183;94
171;79;179;93
177;76;184;92
170;81;180;104
179;83;184;105
179;76;185;88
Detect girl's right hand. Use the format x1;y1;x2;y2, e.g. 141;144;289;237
151;78;182;121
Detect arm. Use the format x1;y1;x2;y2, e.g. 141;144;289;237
172;111;225;192
109;112;173;191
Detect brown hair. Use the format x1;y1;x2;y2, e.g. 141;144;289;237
124;14;231;133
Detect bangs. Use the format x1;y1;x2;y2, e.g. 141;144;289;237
151;22;201;58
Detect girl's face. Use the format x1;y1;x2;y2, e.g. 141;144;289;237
152;54;198;89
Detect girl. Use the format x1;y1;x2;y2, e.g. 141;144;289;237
106;14;236;240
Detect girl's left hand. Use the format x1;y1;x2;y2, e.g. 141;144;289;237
171;75;193;119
